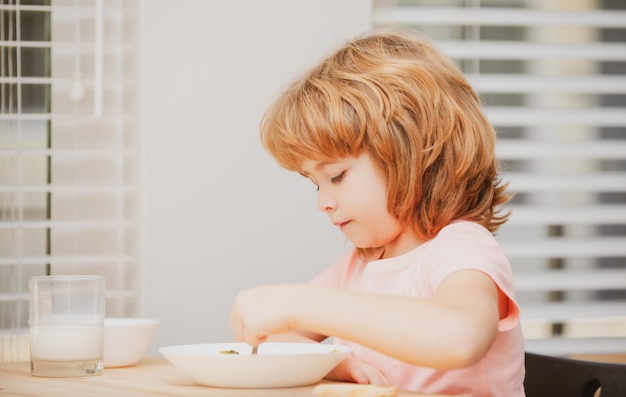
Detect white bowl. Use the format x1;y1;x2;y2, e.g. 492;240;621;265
159;342;351;388
104;318;160;368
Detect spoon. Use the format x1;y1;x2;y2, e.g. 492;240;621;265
251;345;258;355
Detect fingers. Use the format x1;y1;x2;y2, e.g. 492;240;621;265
229;291;269;346
230;315;265;345
230;285;299;346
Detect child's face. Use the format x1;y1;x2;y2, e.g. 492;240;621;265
301;152;416;257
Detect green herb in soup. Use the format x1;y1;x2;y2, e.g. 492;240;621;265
220;349;240;355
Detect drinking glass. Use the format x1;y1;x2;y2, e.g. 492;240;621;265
29;275;105;377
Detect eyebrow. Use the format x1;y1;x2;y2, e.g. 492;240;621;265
300;160;338;176
314;160;335;170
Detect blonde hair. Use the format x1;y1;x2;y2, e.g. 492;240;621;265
260;29;511;246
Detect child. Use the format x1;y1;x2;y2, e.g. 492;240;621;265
230;28;525;396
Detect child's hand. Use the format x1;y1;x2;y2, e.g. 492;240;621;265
230;284;313;346
325;355;391;386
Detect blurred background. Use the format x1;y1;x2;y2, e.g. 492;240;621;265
1;0;625;361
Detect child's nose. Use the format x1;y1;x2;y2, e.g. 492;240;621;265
316;190;336;212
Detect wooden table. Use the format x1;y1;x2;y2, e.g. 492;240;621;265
0;358;446;397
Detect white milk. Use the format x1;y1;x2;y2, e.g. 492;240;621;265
31;326;103;361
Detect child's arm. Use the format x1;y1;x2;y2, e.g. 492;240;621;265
263;329;325;343
256;321;391;385
230;269;501;369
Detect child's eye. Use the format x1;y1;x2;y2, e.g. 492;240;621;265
331;171;346;184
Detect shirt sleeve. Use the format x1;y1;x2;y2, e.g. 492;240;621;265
426;222;521;331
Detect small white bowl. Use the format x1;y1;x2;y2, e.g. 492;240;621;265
159;342;351;388
104;318;159;368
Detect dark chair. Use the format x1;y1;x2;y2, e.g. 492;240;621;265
524;351;626;397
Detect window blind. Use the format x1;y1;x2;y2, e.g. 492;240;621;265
0;0;140;362
373;0;626;355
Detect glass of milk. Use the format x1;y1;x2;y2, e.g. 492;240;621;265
29;275;105;377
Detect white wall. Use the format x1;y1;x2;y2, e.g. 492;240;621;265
140;1;372;355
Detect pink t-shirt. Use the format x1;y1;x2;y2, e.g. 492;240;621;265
310;221;526;397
